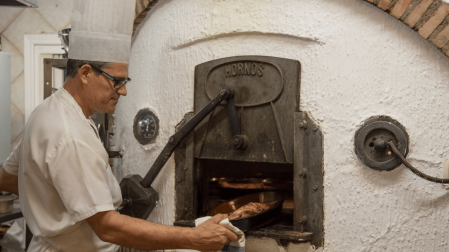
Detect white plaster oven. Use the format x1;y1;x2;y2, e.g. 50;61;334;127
113;0;449;251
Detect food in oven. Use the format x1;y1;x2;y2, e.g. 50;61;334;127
228;201;278;220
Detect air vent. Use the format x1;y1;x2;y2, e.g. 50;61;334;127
0;0;38;7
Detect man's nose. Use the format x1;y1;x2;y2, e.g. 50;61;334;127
117;85;127;96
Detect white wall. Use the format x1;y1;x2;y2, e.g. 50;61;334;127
114;0;449;251
0;52;11;164
0;1;71;149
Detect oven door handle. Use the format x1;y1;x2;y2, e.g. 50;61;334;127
120;88;249;219
140;87;246;188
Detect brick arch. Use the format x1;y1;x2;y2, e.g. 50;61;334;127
133;0;158;34
133;0;449;59
367;0;449;58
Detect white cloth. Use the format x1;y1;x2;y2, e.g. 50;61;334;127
3;88;122;252
69;0;136;64
195;217;245;252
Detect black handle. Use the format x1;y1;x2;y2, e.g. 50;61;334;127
140;88;240;188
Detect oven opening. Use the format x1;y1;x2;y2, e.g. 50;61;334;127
174;156;317;244
198;159;294;222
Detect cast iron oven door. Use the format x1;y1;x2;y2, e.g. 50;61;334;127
174;56;324;247
193;56;296;163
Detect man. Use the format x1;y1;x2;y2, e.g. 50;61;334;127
0;0;237;251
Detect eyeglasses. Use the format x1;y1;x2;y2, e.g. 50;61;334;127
90;65;131;89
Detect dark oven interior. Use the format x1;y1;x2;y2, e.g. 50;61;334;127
173;56;324;247
197;159;294;217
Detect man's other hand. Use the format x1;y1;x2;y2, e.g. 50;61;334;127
191;214;238;251
86;211;238;251
0;167;18;196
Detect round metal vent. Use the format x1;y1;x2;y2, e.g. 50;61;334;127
133;109;159;145
354;116;409;171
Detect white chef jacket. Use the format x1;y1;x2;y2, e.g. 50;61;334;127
3;88;122;252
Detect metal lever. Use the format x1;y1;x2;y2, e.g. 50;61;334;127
226;92;249;149
119;88;248;220
140;87;247;188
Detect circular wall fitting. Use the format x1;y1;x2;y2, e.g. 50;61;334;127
133;109;159;145
354;116;409;171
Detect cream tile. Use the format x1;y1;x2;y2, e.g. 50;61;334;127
10;104;24;143
1;36;24;82
0;7;24;33
2;8;56;54
35;0;71;32
11;132;22;149
11;73;24;114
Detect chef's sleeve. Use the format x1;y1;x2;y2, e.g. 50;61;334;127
3;141;21;176
47;137;116;222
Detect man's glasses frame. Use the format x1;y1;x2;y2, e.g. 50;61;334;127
90;65;131;89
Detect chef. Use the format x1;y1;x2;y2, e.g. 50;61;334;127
0;0;237;251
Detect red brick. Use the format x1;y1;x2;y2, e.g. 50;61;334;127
378;0;393;10
404;0;434;28
390;0;413;19
418;5;449;39
430;25;449;48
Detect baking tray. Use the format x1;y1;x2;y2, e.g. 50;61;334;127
217;178;292;191
208;191;285;232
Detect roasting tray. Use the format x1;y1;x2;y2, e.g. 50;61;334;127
217;178;292;190
208;191;285;232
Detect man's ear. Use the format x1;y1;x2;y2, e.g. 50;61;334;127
78;64;93;85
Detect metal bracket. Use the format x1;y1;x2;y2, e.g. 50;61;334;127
294;111;324;247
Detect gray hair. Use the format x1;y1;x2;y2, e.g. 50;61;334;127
66;59;111;78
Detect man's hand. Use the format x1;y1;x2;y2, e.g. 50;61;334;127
190;214;238;251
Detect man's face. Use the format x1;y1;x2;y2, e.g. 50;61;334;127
84;63;128;114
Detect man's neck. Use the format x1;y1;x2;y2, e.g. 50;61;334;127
63;78;92;119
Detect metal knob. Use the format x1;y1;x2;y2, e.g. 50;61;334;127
232;135;249;149
373;139;387;152
219;88;234;99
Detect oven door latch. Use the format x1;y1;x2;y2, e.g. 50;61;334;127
119;87;248;220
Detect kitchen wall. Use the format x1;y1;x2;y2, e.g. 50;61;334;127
115;0;449;251
0;0;71;149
